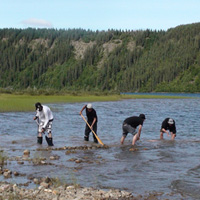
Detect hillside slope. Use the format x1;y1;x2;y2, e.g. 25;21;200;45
0;23;200;92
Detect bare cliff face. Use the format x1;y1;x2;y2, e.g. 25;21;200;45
71;39;123;59
71;40;97;59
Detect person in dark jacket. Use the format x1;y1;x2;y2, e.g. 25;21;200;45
80;103;98;143
121;114;146;146
160;118;176;140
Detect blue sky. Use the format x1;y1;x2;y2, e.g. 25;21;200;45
1;0;199;31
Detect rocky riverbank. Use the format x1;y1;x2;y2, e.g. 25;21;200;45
0;146;185;199
0;181;173;200
0;182;135;200
0;146;135;200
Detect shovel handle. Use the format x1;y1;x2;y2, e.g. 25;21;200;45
81;114;104;146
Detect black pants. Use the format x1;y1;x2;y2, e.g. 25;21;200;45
85;121;97;142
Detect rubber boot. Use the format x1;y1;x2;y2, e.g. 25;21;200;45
45;136;54;146
93;134;98;143
84;136;89;141
37;137;43;144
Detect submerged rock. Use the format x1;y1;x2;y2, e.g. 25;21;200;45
17;161;24;165
75;159;82;164
23;149;30;156
3;170;12;178
65;150;77;155
13;171;19;176
129;148;138;152
102;144;110;149
49;155;60;160
68;158;76;162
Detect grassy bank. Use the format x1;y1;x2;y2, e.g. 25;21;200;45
0;94;121;112
0;93;191;112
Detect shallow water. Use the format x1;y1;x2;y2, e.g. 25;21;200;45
0;99;200;199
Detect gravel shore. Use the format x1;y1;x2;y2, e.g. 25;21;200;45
0;182;135;200
0;147;185;199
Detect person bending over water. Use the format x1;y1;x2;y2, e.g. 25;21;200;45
33;102;54;146
121;114;146;146
160;118;176;140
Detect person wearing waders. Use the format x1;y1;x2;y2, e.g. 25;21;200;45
79;103;98;143
121;114;146;146
160;118;176;140
33;102;54;146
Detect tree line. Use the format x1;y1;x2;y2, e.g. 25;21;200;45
0;23;200;93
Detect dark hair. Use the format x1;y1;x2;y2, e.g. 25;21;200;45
35;102;42;110
139;114;146;119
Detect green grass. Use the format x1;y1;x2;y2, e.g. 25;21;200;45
0;94;121;112
0;93;191;112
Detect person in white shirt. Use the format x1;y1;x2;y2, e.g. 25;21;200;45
33;102;54;146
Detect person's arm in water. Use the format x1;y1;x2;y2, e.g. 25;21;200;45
132;125;142;145
170;123;176;140
161;128;170;137
79;105;86;115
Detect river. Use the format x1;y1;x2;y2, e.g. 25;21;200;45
0;98;200;199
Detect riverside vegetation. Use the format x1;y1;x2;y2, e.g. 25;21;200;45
0;93;189;112
1;23;199;198
0;22;200;93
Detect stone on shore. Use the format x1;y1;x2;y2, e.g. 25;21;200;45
0;182;134;200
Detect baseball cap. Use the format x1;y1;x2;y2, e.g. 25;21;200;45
87;103;92;109
139;114;146;119
168;118;174;124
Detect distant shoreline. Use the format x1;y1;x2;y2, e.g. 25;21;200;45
0;93;192;112
121;92;200;98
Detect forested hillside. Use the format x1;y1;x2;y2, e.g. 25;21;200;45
0;23;200;93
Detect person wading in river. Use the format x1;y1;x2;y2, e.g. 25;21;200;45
79;103;98;143
33;102;54;146
160;118;176;140
121;114;146;146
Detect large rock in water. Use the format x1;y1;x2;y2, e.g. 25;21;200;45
3;170;12;178
23;149;30;156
